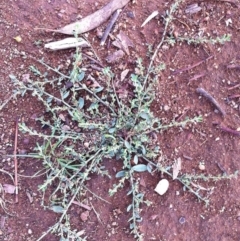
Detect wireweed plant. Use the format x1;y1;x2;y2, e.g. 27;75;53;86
8;0;237;240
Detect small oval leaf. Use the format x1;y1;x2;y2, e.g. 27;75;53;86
133;155;138;165
127;204;132;212
124;140;131;149
78;97;84;109
51;205;64;213
116;170;126;178
108;128;116;134
132;164;147;172
78;72;85;81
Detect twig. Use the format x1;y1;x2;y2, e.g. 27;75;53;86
90;202;103;224
0;169;14;183
217;124;240;137
82;53;104;67
227;64;240;70
196;87;226;116
228;83;240;90
175;18;190;30
173;56;213;75
0;93;18;111
216;162;228;175
14;118;19;203
72;200;92;211
189;73;205;81
100;9;122;46
84;185;111;204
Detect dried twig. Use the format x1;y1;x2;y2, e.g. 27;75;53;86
100;9;122;46
14;118;19;203
228;83;240;90
72;200;92;211
82;53;104;67
189;73;205;81
173;56;213;75
196;87;226;116
218;124;240;136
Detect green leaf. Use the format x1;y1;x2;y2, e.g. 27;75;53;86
78;72;85;81
116;170;126;178
78;97;84;109
50;205;64;213
94;86;104;93
63;91;70;99
127;204;132;212
147;163;152;173
108;128;115;134
133;155;138;165
139;112;149;120
132;164;147;172
124;140;131;149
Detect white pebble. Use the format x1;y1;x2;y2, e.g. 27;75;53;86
154;179;169;195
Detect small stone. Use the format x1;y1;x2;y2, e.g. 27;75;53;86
163;105;170;111
28;229;32;235
80;211;89;222
199;163;205;171
179;216;186;224
84;142;89;148
154;179;169;195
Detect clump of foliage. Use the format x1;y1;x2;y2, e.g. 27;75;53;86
8;0;237;240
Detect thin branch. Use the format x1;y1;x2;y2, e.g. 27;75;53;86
196;87;226;116
14;118;19;203
100;9;122;46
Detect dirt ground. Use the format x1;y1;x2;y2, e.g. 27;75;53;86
0;0;240;240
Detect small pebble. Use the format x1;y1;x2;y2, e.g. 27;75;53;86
199;163;205;171
163;105;170;111
179;216;186;224
28;229;32;235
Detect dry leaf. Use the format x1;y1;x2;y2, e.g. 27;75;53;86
62;125;70;131
45;38;90;50
80;211;90;222
150;214;158;221
120;69;129;81
113;31;134;55
72;200;92;211
26;189;33;203
3;184;15;194
141;10;159;27
139;178;146;187
39;0;130;35
172;157;181;180
106;50;125;63
59;113;66;122
13;36;22;42
185;4;202;14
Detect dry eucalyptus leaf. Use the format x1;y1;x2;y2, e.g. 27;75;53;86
13;36;22;43
62;125;71;131
106;50;125;63
80;211;90;222
113;31;134;55
141;10;159;27
3;184;15;194
120;69;129;81
45;38;90;51
185;4;202;14
39;0;130;35
172;157;181;180
26;189;33;203
59;113;66;122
